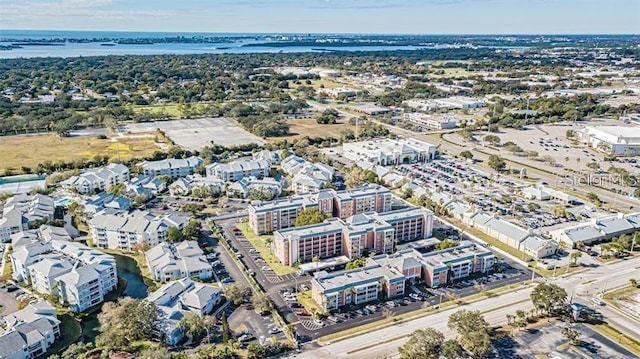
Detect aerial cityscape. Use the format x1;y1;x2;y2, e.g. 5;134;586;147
0;1;639;359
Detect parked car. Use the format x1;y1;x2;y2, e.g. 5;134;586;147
221;277;234;283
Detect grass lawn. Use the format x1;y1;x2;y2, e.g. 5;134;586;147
296;290;321;314
268;118;356;142
2;247;13;279
101;249;159;292
0;133;162;174
236;223;297;276
588;323;640;357
288;78;344;90
46;313;81;356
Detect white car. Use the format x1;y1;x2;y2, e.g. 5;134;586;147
592;297;605;306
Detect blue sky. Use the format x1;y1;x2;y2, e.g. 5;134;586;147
1;0;638;34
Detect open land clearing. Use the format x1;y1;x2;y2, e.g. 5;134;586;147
268;119;357;142
123;117;265;150
0;133;161;173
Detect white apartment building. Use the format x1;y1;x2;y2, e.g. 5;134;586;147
206;159;270;182
138;156;203;178
0;194;55;243
343;138;437;166
60;163;130;194
168;174;225;196
0;300;61;359
226;176;282;199
11;236;117;313
89;210;189;251
146;241;213;282
148;278;222;345
577;125;640;156
281;155;335;194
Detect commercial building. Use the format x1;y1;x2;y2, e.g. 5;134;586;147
273;207;433;266
0;194;55;243
402;113;458;130
402;96;483;111
248;184;392;235
148;278;222;345
317;87;363;99
60;163;130;194
0;300;60;359
89;210;189;251
550;212;640;247
145;241;213;282
343;139;436;166
465;212;558;259
11;235;117;313
206;159;270;182
311;240;494;311
577;125;640;156
138;156;203;178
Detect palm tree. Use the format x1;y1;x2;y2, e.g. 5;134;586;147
265;237;273;253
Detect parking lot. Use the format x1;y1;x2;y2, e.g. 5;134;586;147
0;282;34;316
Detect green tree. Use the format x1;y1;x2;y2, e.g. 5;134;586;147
167;226;185;243
183;219;202;241
96;297;158;350
345;257;367;270
178;312;207;338
197;344;240;359
295;208;327;227
221;312;233;343
398;328;445;359
436;239;458;251
530;283;567;317
488;154;506;172
459;150;473;160
252;294;273;314
441;339;463;359
483;134;501;145
447;309;491;356
224;283;251;305
562;325;581;345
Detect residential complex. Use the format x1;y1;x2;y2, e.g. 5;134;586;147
0;300;61;359
138;156;203;178
206;159;271;182
145;241;213;282
342;138;437;166
226;176;282;199
60;163;130;194
11;234;117;313
169;174;225;197
148;278;222;345
281;155;335;194
248;184;393;235
89;210;189;251
577;125;640;156
0;194;55;243
311;240;494;311
274;207;433;266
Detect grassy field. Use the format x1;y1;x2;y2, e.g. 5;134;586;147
0;133;161;174
130;103;212;119
236;222;297;276
269;119;356;142
288;78;344;90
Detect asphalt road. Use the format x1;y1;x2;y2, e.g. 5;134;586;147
294;255;640;358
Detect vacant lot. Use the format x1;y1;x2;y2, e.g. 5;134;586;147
124;117;265;150
130;103;213;119
0;133;161;174
269;118;356;142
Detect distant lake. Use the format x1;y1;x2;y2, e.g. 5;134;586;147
0;41;429;59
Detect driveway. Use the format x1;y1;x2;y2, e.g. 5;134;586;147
0;286;20;317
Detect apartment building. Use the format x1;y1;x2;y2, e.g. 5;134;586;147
89;210;189;251
0;194;55;243
148;278;222;345
281;155;335;194
247;184;392;235
11;236;117;313
273;207;433;266
145;241;213;282
0;300;61;359
206;159;270;182
227;176;281;199
310;240;494;311
169;174;225;196
138;156;203;178
60;163;130;194
342;138;437;166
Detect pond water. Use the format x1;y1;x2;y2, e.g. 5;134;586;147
112;254;148;299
